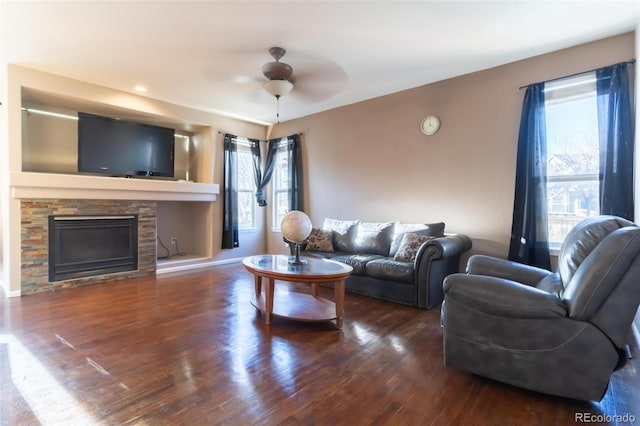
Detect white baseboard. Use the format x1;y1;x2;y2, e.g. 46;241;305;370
1;280;21;298
156;257;243;275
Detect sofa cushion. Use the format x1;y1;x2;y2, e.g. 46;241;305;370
331;253;384;275
302;250;336;260
394;233;435;262
366;258;414;283
389;222;445;256
323;218;359;252
305;228;334;252
352;222;394;255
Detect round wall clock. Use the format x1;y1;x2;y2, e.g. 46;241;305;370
420;115;441;136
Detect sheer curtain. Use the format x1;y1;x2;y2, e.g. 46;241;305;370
221;134;239;249
597;62;635;220
508;83;551;270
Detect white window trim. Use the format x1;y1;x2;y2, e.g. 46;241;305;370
236;139;257;231
271;139;289;232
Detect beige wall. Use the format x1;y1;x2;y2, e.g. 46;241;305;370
268;32;636;261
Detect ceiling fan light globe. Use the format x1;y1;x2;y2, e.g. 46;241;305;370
263;79;294;98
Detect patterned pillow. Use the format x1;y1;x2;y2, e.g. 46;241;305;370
393;233;434;262
305;228;334;252
389;222;445;256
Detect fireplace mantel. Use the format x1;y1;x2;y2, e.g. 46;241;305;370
10;172;219;202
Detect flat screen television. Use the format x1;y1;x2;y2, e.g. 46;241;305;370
78;112;175;178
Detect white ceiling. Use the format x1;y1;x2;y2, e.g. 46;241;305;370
2;1;639;125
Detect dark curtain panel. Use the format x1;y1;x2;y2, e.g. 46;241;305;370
596;62;634;220
508;83;551;270
248;138;267;206
222;134;239;249
253;140;280;207
286;134;303;211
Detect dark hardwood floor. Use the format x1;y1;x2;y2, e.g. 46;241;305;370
1;263;638;425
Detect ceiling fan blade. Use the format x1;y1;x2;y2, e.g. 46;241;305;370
289;60;347;103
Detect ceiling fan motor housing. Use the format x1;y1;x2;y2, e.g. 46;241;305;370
262;47;293;81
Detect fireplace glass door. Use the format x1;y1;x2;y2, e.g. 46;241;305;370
49;215;138;281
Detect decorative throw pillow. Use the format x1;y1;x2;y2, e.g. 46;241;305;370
389;222;445;256
305;228;334;252
393;233;434;262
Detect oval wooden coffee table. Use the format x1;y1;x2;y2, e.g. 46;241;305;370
242;254;353;329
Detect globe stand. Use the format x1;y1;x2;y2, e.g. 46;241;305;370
289;242;307;265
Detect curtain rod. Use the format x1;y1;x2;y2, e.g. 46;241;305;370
217;130;303;135
217;131;303;141
518;59;635;90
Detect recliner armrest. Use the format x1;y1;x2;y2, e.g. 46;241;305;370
444;273;567;319
466;254;551;286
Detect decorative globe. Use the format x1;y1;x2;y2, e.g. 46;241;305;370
281;210;312;243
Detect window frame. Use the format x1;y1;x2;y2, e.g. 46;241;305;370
544;72;600;250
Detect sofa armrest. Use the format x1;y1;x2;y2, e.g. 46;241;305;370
466;254;551;286
415;233;473;267
443;273;567;319
415;233;472;309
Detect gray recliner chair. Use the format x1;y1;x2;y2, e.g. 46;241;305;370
442;215;640;401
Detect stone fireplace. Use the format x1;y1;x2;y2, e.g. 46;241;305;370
21;199;157;294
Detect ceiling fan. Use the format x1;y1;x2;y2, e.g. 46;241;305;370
261;46;294;123
261;47;294;98
203;46;345;122
214;46;346;123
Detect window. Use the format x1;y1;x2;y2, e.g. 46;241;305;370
544;73;599;246
236;139;256;229
272;139;290;230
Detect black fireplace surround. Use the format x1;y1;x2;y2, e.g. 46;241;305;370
48;215;138;282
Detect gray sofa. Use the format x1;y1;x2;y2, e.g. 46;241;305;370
442;216;640;401
300;218;472;309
